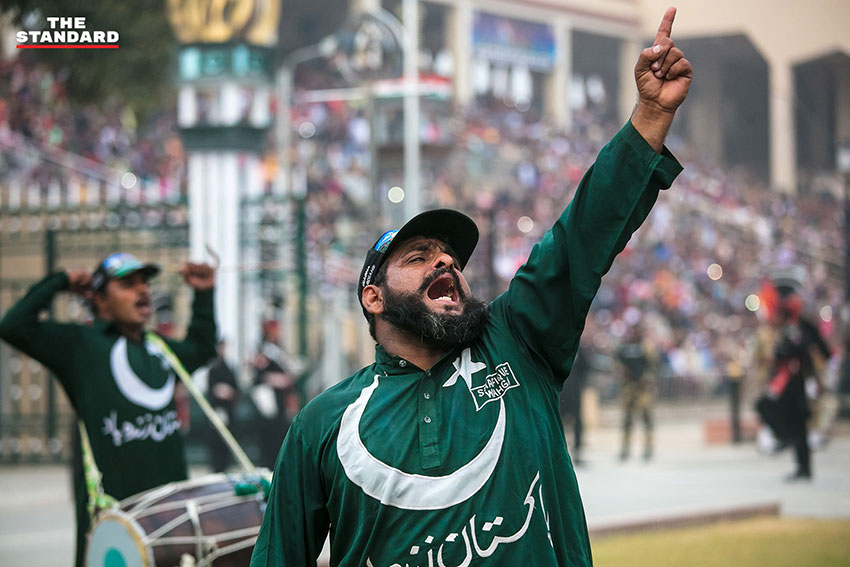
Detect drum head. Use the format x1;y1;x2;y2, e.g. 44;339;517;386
86;510;152;567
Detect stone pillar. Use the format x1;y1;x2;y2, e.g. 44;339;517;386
546;17;571;129
769;59;796;193
837;62;850;148
168;1;279;371
351;0;380;12
618;36;642;124
686;56;724;165
450;0;474;107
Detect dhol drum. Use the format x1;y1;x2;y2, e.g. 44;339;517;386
86;471;271;567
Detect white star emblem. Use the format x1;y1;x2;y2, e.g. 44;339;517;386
442;347;487;399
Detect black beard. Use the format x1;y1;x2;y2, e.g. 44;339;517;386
380;269;489;350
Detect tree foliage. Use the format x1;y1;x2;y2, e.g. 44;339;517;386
2;0;177;116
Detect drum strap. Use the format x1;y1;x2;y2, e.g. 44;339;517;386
145;332;257;474
77;420;119;519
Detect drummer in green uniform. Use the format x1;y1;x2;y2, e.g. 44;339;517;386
252;7;691;567
0;252;217;567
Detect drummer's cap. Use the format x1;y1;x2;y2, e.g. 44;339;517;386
91;253;160;291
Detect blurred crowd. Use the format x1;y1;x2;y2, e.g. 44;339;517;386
287;90;844;406
2;55;844;411
0;54;184;200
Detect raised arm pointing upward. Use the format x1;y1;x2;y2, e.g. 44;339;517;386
631;6;693;152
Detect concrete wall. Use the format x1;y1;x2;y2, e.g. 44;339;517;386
637;1;850;63
638;0;850;191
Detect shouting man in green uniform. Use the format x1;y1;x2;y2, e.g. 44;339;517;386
252;7;691;567
0;252;217;567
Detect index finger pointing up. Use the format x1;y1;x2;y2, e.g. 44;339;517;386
654;6;677;44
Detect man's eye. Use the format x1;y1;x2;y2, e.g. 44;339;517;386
408;256;425;263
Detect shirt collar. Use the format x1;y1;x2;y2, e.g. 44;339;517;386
92;317;113;333
92;317;137;338
373;343;463;375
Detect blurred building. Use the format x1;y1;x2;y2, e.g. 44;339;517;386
280;0;850;193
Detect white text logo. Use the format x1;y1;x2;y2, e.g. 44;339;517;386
16;17;119;49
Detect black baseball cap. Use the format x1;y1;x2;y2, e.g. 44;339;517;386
357;209;479;303
90;253;160;291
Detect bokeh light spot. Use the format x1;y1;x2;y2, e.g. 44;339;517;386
120;172;137;189
387;186;405;203
517;216;534;233
707;263;723;281
298;122;316;138
745;294;760;312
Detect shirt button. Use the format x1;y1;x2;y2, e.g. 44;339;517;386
399;360;407;367
423;416;432;424
423;392;431;400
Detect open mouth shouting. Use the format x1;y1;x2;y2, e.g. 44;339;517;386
425;272;462;310
135;295;152;318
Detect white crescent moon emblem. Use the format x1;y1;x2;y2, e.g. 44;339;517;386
337;374;505;510
110;337;175;411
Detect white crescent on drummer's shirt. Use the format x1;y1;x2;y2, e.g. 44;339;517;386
109;336;175;411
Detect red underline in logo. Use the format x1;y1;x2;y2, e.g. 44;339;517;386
16;44;119;49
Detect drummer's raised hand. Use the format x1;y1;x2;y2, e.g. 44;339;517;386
66;268;93;299
180;262;216;291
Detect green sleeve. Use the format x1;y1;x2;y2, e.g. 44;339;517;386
498;121;682;384
163;288;217;373
0;272;82;376
251;417;330;567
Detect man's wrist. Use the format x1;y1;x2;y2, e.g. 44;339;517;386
633;99;676;121
630;101;676;153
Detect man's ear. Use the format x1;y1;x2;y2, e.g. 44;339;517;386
361;284;384;316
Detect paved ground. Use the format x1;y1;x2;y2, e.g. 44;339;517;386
2;402;848;565
578;406;850;534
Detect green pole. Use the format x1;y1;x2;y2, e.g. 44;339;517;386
297;196;308;358
45;229;57;448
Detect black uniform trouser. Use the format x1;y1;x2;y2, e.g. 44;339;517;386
208;417;232;473
786;414;811;475
729;379;742;443
757;377;812;476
